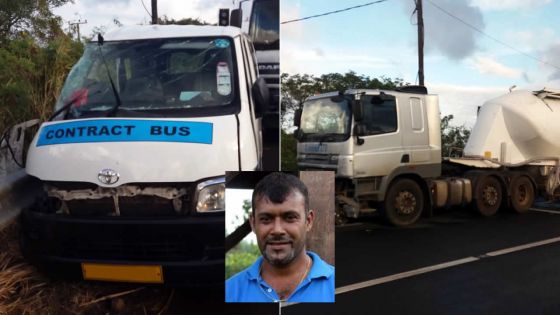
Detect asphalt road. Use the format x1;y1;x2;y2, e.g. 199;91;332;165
283;201;560;315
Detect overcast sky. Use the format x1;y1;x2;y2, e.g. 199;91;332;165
53;0;237;38
281;0;560;127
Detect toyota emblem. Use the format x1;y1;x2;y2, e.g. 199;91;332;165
98;169;119;185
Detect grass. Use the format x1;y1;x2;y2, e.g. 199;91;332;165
0;221;174;315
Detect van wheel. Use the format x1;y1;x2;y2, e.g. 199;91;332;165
383;178;424;226
510;176;534;213
474;175;502;216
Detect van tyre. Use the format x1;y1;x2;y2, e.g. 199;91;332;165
473;175;502;216
510;176;534;214
383;178;424;226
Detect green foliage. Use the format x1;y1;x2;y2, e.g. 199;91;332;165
441;115;471;157
225;241;260;279
281;130;297;171
158;16;211;25
0;0;83;132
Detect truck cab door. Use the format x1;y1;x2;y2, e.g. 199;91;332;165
353;93;404;177
400;96;430;163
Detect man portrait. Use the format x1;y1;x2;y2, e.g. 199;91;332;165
225;172;335;303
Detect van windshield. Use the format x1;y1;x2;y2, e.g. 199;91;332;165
299;96;351;142
55;37;238;118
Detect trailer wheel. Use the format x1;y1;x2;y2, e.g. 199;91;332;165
510;176;534;213
474;175;502;216
383;178;424;226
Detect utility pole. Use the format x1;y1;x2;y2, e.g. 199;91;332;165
68;19;87;42
151;0;158;24
416;0;425;86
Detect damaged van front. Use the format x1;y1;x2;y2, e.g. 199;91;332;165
20;25;268;285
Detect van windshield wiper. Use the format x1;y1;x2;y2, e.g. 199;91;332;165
48;95;81;121
96;33;123;117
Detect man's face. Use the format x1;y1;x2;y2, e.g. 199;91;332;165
251;191;313;266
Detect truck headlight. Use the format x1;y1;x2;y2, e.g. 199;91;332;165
196;178;225;213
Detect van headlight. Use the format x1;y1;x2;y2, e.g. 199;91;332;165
195;177;225;213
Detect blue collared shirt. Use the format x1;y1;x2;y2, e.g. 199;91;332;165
226;251;335;303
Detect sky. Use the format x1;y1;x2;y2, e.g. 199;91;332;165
226;188;256;244
53;0;237;38
281;0;560;127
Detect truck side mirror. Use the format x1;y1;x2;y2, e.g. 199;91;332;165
353;99;363;122
294;109;302;128
354;124;365;145
354;124;366;136
252;77;269;118
230;9;241;27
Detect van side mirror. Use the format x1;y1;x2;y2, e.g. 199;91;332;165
230;9;241;27
294;109;302;128
353;99;363;122
252;77;269;118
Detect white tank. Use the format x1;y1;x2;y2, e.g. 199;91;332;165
464;89;560;165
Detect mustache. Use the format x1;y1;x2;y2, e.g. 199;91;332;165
265;235;293;244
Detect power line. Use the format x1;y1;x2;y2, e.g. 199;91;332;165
139;0;152;18
281;0;389;24
425;0;560;71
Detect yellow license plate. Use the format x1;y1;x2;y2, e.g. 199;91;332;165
81;263;164;283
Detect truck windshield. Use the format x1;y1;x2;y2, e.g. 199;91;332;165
249;0;279;50
55;37;238;118
299;96;351;142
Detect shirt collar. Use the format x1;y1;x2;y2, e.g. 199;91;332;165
246;251;334;281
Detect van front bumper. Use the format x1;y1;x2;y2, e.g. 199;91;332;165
20;208;224;286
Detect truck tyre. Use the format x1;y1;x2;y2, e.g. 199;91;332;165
383;178;424;226
510;176;534;213
473;175;502;216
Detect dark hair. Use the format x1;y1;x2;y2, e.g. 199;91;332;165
251;172;309;214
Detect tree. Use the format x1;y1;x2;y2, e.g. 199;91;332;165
157;16;211;25
0;0;72;43
0;0;83;132
441;115;471;157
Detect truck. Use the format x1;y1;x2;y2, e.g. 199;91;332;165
20;24;269;285
229;0;280;168
294;87;560;226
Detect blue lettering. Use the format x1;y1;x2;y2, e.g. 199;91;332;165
150;126;161;135
111;126;122;135
98;126;110;136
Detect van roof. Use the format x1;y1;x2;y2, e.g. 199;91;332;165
98;25;244;41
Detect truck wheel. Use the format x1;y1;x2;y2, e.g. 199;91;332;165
510;176;534;213
474;175;502;216
383;178;424;226
335;205;349;225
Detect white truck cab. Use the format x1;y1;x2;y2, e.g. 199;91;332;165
295;87;441;226
21;25;269;285
296;87;560;227
297;87;440;183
